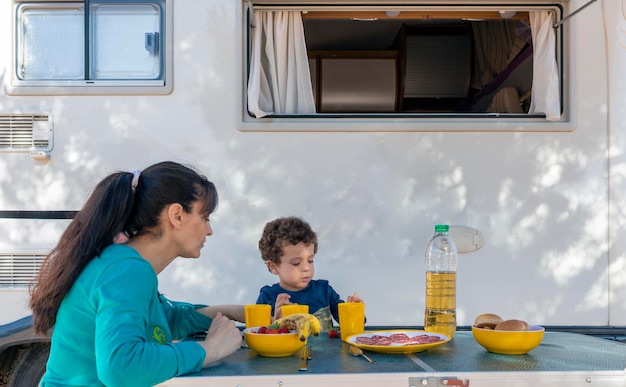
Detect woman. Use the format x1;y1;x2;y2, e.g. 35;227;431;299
29;161;243;386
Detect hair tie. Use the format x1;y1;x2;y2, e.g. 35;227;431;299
131;170;141;192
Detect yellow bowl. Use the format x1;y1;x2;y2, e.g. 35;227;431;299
471;325;545;355
243;326;306;357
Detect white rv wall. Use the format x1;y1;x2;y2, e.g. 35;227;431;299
0;0;623;328
606;0;626;326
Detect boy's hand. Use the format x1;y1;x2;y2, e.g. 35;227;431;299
346;292;362;303
272;293;292;321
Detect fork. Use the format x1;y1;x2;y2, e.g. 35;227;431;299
299;345;310;371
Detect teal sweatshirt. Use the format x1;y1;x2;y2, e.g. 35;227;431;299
41;244;212;387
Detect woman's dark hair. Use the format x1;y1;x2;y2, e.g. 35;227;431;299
258;216;318;265
29;161;217;335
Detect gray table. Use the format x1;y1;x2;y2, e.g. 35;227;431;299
162;331;626;387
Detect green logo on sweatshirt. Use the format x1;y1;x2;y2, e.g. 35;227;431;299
152;326;166;344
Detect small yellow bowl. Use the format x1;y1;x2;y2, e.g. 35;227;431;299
243;326;306;357
472;325;545;355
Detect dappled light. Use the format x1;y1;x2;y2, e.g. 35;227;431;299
0;0;625;330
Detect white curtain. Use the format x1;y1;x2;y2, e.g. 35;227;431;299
247;11;316;118
529;11;561;121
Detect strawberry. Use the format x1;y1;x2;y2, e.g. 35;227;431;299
257;326;267;334
328;327;339;338
265;323;281;334
278;326;290;334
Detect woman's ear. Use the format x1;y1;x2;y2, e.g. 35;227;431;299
166;203;185;228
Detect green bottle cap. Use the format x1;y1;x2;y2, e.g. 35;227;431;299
434;224;449;232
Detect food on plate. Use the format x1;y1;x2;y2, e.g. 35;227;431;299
273;313;321;341
355;333;443;346
494;319;529;331
473;313;504;329
347;331;451;354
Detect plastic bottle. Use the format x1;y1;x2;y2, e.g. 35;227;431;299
424;224;458;339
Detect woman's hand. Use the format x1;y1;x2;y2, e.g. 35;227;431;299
271;293;292;321
199;312;242;367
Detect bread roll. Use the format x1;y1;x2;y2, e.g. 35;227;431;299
474;313;503;329
494;319;529;331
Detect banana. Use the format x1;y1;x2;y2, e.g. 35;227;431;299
274;313;321;341
308;313;321;336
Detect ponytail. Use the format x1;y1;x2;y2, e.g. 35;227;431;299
30;172;136;335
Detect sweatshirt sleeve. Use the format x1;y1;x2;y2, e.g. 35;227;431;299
93;257;206;387
160;294;213;340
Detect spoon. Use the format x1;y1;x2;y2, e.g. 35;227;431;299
349;345;376;363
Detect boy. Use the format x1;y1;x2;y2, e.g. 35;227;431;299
256;216;361;331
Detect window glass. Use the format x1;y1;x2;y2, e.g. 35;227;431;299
91;4;161;79
18;7;84;80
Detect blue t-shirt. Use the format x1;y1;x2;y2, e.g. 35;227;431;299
41;244;212;387
256;279;343;331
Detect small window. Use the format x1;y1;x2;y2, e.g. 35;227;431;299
7;0;172;95
242;2;570;131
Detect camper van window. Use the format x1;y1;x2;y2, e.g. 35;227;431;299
7;0;172;95
243;3;566;131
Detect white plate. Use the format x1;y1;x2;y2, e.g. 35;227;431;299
346;330;450;354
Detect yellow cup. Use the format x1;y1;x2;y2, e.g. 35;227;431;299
282;304;309;317
338;302;365;341
244;304;272;328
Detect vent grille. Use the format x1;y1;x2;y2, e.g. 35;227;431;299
0;253;46;287
0;113;53;151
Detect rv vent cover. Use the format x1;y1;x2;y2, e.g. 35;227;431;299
0;113;53;152
0;253;46;288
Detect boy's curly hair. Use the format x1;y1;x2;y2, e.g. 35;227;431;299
258;217;318;264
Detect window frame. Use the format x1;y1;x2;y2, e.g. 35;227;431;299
239;1;573;132
5;0;173;95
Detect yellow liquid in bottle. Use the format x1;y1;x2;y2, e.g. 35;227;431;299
424;271;456;339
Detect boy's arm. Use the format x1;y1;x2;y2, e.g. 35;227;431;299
327;284;343;323
196;305;245;323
